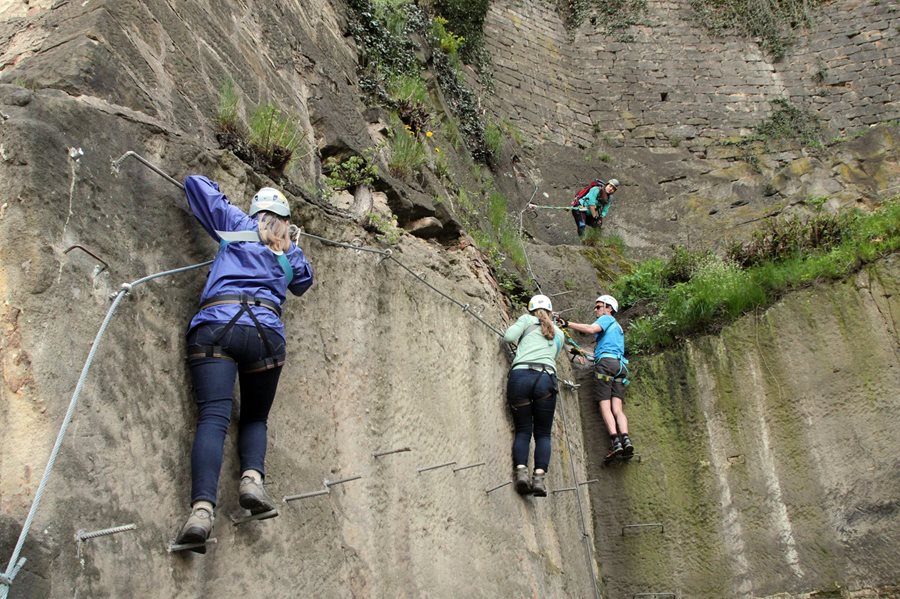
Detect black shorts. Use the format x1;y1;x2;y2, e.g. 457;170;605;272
593;357;626;402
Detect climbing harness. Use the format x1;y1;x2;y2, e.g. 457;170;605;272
187;229;293;373
596;354;630;386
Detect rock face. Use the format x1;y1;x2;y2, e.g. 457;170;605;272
579;255;900;598
0;1;898;598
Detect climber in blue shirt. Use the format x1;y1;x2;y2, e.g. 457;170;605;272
174;176;313;552
555;295;635;462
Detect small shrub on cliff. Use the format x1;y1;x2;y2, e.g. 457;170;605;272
323;154;379;192
248;103;306;172
216;79;241;134
386;115;428;178
433;0;489;65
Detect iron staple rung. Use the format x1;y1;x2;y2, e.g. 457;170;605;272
416;461;456;474
622;522;665;535
324;475;362;487
452;462;485;473
75;523;137;542
551;487;577;494
485;480;512;495
372;447;411;458
633;593;676;598
283;489;330;502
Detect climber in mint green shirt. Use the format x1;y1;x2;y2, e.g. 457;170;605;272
503;295;565;497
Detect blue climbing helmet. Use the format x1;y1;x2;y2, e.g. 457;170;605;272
250;187;290;217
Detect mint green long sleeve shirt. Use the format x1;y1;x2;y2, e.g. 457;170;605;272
504;314;564;372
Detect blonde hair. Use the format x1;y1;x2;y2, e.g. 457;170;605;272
256;211;292;252
534;309;555;340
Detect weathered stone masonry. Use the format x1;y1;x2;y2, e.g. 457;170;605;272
483;0;899;151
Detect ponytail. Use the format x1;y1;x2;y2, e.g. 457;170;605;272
534;309;555;340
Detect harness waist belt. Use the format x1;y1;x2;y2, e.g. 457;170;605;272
512;363;556;375
201;294;282;318
598;353;622;361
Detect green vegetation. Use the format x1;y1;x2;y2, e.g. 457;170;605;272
560;0;648;37
386;114;429;179
691;0;825;58
433;0;490;66
322;154;379;192
212;80;307;177
248;103;306;168
215;78;240;133
483;120;504;161
366;210;403;245
614;200;900;353
721;98;824;168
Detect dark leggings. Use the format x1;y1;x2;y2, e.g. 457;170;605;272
506;368;558;472
186;323;285;506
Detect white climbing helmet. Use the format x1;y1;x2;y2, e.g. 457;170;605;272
528;294;553;313
607;178;620;190
595;294;619;314
250;187;290;217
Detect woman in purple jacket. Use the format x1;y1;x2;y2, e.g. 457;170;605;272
175;176;313;552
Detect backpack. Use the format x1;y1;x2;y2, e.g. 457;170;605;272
571;180;604;207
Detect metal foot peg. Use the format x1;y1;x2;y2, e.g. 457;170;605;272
167;538;218;553
231;509;279;526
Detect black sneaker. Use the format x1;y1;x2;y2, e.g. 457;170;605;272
604;440;623;464
621;435;634;460
531;472;547;497
514;467;532;495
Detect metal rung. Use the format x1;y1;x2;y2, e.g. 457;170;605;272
622;523;664;535
231;509;278;526
167;538;218;553
283;489;330;502
324;475;362;488
485;480;512;495
417;461;456;474
452;462;485;473
551;479;599;494
75;523;137;543
373;447;411;458
633;593;676;598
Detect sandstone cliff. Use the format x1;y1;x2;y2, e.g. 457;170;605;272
0;1;898;598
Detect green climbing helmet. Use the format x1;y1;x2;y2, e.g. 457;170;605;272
250;187;290;218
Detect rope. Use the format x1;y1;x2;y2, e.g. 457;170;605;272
0;259;213;597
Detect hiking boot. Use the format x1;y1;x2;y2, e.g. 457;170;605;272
239;475;277;514
514;466;532;495
175;506;213;553
531;472;547;497
621;435;635;459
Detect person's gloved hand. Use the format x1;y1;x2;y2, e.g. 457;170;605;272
555;315;569;328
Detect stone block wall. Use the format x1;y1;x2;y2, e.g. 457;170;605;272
482;0;900;152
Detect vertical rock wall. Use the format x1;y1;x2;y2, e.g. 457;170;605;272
578;256;900;598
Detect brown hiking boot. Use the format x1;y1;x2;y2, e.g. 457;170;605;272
175;506;213;552
239;476;277;514
514;466;532;495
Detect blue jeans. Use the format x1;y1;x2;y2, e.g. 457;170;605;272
186;323;285;505
506;368;558;472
